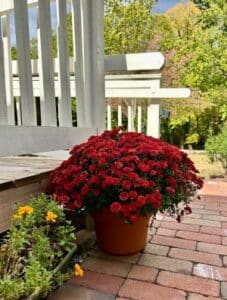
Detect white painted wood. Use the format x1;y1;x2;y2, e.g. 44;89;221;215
0;126;97;156
12;57;164;76
107;101;111;130
0;0;40;14
105;52;165;72
2;15;14;125
14;0;36;125
16;98;22;126
72;0;105;131
56;0;72;127
137;105;142;133
147;100;160;138
0;17;7;125
37;0;56;126
12;76;191;99
127;101;132;132
117;100;122;126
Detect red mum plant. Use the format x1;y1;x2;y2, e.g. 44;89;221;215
46;128;203;222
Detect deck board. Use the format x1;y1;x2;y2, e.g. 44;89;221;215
0;156;64;191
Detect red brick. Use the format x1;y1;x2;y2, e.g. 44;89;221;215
188;293;221;300
184;213;202;219
118;279;186;300
160;221;200;232
169;248;222;266
223;256;227;266
156;227;176;237
144;243;169;256
193;208;220;215
203;214;227;222
69;270;124;295
176;231;221;244
193;263;227;281
197;242;227;255
191;204;204;209
221;212;227;216
222;237;227;245
204;205;221;211
128;265;158;282
222;222;227;228
183;218;221;228
200;226;227;236
157;271;220;297
116;298;130;300
138;253;192;274
151;235;196;250
82;257;131;277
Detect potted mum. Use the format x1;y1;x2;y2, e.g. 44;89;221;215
47;128;203;255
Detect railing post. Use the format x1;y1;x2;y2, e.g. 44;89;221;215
2;15;15;125
127;99;132;132
14;0;36;125
0;17;8;125
72;0;105;132
146;78;161;138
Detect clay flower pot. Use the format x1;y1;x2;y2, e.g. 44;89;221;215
92;209;151;255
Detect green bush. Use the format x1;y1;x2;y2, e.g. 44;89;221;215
0;194;76;300
205;125;227;171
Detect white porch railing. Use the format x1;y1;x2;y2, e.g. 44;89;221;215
0;0;190;157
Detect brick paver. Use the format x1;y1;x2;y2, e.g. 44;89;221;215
138;253;192;274
144;243;169;256
50;179;227;299
157;271;220;297
193;263;227;281
118;279;186;300
169;248;222;266
176;230;221;244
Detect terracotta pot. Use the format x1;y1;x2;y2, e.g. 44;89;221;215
92;209;151;255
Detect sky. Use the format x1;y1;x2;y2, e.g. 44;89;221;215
10;0;181;45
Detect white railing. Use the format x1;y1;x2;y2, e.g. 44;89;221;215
0;0;190;157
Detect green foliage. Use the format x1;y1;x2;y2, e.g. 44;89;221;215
205;125;227;170
104;0;156;54
0;194;76;300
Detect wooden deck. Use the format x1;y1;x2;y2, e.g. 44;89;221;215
0;155;65;232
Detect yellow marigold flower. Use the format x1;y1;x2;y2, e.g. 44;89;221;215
12;213;22;220
18;206;33;216
46;211;58;222
74;263;84;277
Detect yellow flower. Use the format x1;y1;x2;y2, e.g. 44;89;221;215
18;206;33;216
74;263;84;277
12;213;22;220
46;211;58;222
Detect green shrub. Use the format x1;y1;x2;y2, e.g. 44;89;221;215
205;125;227;171
0;194;76;300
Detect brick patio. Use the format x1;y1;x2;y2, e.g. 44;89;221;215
49;179;227;300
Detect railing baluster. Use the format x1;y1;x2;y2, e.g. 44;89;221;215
56;0;72;127
0;17;8;125
118;99;122;126
37;0;56;126
71;0;105;131
14;0;36;125
137;105;142;133
2;15;15;125
127;100;132;132
107;100;112;130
